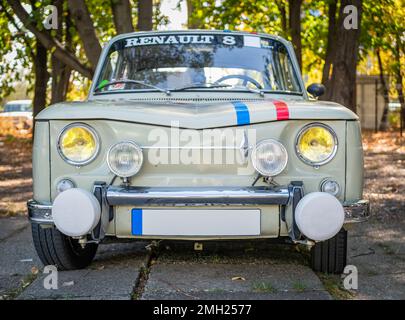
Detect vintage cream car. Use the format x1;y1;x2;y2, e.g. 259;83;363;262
0;100;33;131
28;30;369;274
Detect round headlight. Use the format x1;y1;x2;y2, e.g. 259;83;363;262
295;123;337;166
251;139;288;176
107;141;143;178
58;123;99;166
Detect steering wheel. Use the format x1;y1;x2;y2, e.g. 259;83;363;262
214;74;263;89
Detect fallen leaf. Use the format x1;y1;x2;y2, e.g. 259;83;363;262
231;276;246;281
31;267;39;275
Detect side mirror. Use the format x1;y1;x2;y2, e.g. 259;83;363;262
307;83;325;98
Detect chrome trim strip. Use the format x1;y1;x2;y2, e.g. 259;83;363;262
106;186;290;206
27;200;53;224
343;199;370;223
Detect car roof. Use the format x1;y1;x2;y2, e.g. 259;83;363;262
106;29;291;48
5;100;32;105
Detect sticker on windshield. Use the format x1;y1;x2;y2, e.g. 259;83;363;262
109;82;125;90
243;36;261;48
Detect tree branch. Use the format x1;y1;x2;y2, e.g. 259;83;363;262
6;0;93;79
67;0;102;71
138;0;153;31
111;0;134;34
2;2;35;61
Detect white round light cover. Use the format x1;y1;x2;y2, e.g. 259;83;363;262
295;192;345;241
52;188;101;237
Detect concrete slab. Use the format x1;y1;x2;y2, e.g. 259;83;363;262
0;217;28;241
142;241;330;300
18;241;149;300
143;263;330;300
0;224;41;277
347;221;405;300
0;221;40;299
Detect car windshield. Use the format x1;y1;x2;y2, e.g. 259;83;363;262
95;33;302;94
4;103;32;112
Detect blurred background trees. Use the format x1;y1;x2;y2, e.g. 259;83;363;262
0;0;404;131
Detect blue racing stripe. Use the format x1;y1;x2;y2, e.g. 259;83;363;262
131;208;143;235
232;101;250;125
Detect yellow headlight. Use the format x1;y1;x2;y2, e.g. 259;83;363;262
58;124;99;165
296;123;337;165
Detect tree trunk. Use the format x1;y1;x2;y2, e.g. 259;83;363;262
394;39;405;135
279;1;288;33
288;0;302;70
68;0;101;71
376;49;390;131
33;42;49;118
321;0;338;87
51;0;71;104
7;0;93;78
323;0;362;112
138;0;153;31
111;0;134;34
186;0;202;29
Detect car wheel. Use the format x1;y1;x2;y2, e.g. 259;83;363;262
310;228;347;274
31;224;98;271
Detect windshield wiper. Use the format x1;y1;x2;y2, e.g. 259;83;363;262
172;82;266;97
172;82;232;91
94;80;170;95
231;85;265;97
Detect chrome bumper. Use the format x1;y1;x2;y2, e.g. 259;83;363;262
27;199;53;225
28;186;370;225
106;186;290;206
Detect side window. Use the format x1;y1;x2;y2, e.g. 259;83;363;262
98;51;120;84
279;53;300;91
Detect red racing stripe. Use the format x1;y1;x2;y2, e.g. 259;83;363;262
273;100;290;120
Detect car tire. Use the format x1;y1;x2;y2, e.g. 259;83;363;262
31;224;98;271
310;228;347;274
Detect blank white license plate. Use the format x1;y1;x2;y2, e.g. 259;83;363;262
131;209;261;236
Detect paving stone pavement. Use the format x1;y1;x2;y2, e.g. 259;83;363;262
2;217;403;300
1;218;332;300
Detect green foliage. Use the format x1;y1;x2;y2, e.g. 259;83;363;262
0;0;403;103
0;2;34;100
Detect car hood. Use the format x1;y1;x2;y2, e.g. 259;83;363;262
36;99;358;129
0;112;32;118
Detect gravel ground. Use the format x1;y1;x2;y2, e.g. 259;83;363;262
0;137;32;217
